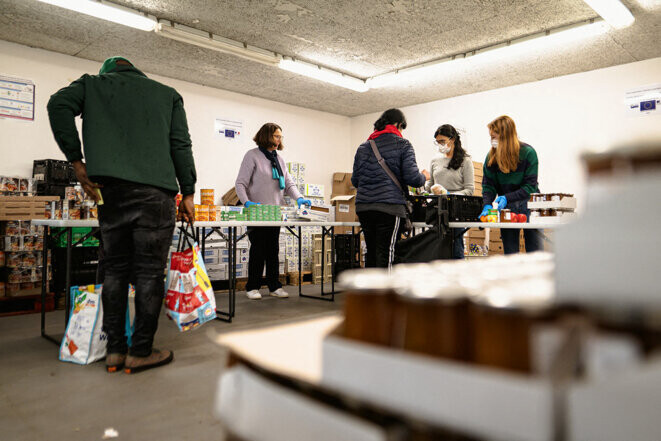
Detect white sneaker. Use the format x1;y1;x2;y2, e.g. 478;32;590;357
246;290;262;300
270;288;289;298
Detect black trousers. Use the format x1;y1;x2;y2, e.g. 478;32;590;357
98;182;175;357
246;227;282;292
358;210;403;269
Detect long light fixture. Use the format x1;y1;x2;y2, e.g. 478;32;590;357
279;58;368;93
366;19;608;88
36;0;156;31
155;20;280;66
582;0;635;28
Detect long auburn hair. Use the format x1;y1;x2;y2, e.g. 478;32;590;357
487;115;520;173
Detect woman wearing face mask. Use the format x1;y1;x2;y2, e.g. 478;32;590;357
352;108;430;269
425;124;474;258
480;115;542;254
235;123;311;300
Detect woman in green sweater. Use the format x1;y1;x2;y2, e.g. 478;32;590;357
425;124;474;258
480;115;542;254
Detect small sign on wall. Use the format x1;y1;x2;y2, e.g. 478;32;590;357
215;117;243;140
0;74;35;121
625;83;661;116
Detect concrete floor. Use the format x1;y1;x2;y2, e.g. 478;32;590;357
0;286;343;441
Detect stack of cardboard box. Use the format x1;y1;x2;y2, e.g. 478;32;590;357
312;234;332;284
330;172;357;235
472;161;483;198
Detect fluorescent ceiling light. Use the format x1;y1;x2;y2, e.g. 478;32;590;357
279;58;368;93
367;19;608;88
581;0;635;28
36;0;156;31
155;20;280;66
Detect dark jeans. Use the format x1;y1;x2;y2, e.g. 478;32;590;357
452;228;466;259
358;210;403;269
98;182;175;357
246;227;282;292
500;200;542;254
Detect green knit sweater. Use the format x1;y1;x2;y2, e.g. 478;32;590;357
47;65;196;195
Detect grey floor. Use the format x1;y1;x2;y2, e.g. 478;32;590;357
0;285;343;441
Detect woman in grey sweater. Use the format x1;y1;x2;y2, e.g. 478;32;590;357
235;123;310;300
425;124;474;259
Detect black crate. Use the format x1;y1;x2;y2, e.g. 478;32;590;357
409;195;482;223
32;159;76;185
35;182;69;198
52;247;100;294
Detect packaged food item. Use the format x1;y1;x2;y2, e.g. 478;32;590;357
34;267;42;282
22;252;36;267
4;177;19;193
0;250;4;267
74;185;85;204
8;268;22;283
4;236;21;252
19;178;29;192
7;283;20;295
69;207;81;220
501;209;513;222
65;186;76;201
195;204;210;222
35;236;44;251
23;235;34;251
0;282;5;296
21;269;32;282
4;221;20;236
200;189;215;205
19;221;30;236
175;193;183;207
6;252;21;268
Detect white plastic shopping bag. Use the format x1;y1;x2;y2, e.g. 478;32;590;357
60;284;106;365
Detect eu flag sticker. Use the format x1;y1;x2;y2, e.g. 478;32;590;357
640;100;656;111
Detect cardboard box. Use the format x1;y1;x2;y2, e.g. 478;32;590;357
331;172;356;197
221;187;240;206
331;194;357;235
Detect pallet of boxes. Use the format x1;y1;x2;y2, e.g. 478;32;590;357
0;176;57;315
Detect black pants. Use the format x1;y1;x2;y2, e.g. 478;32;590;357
246;227;282;292
499;200;542;254
358;210;402;269
98;182;175;357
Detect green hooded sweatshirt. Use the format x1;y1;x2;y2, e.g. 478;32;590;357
47;58;196;195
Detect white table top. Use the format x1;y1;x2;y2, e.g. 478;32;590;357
31;219;570;230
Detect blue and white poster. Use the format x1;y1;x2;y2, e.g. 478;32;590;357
0;74;35;121
625;83;661;117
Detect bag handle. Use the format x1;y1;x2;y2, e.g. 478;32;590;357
176;221;197;252
369;139;412;215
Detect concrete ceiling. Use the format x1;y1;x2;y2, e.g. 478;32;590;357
1;0;659;116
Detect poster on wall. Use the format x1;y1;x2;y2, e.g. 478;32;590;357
214;118;243;141
624;83;661;117
0;74;35;121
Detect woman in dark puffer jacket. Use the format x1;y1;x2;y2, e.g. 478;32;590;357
352;108;430;269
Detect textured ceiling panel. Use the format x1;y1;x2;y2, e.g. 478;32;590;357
0;0;659;116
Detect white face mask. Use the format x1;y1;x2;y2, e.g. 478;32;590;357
491;139;499;148
438;144;451;154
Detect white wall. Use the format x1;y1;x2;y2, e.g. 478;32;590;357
0;40;353;203
350;57;661;205
3;38;661;206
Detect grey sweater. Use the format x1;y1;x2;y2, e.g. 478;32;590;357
235;147;302;205
424;155;475;195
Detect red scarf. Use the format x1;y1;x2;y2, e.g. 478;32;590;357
367;124;402;140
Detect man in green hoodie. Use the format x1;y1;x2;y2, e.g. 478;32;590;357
47;57;196;374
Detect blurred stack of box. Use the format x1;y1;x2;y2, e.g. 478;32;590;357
0;221;51;297
312;233;332;284
282;226;322;273
465;228;487;257
473;161;483;197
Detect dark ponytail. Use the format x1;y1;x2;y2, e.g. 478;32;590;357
374;108;407;131
434;124;469;170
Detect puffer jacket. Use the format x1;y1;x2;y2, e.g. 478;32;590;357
351;133;426;205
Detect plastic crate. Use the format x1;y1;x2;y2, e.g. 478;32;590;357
32;159;76;185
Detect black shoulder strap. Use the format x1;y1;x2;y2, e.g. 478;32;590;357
369;139;407;197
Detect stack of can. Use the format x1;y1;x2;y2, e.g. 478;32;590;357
200;189;215;206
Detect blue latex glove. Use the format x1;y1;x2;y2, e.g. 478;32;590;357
494;196;507;210
244;201;260;208
297;197;311;208
479;205;491;218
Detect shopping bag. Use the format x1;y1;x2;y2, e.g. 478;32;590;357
59;284;135;365
394;224;453;264
165;226;217;331
60;284;106;365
